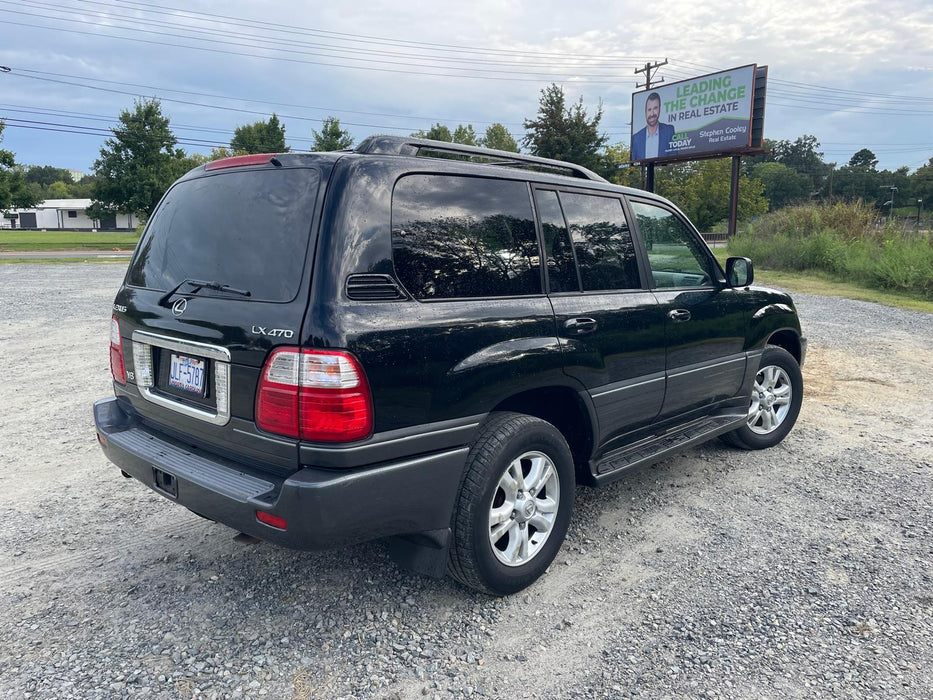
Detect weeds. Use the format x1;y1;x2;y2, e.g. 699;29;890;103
730;203;933;299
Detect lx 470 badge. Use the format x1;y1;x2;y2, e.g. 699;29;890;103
251;326;294;338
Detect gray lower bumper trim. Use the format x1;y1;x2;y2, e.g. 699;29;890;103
108;428;274;502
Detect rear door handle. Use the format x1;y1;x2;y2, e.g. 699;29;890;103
668;309;692;323
563;317;598;335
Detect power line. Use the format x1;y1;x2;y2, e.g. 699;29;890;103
0;120;229;148
2;70;424;131
0;10;640;84
668;56;933;103
8;68;526;128
57;0;661;63
768;100;933;116
0;103;322;146
10;0;651;72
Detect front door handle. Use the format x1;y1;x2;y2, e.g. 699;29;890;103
668;309;692;323
564;317;598;335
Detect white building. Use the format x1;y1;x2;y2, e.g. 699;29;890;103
1;199;136;230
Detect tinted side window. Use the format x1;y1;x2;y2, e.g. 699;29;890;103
559;192;640;291
392;175;541;299
533;189;579;293
630;201;715;288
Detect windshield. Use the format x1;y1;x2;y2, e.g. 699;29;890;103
127;167;320;302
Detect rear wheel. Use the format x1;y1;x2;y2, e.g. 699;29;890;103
448;412;574;595
722;345;803;450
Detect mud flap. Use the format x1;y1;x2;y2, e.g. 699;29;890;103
387;528;451;579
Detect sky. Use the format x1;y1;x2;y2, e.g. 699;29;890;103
0;0;931;176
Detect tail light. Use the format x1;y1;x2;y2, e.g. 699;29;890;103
256;348;373;442
110;315;127;385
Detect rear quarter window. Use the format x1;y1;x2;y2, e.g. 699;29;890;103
128;167;320;302
391;175;541;300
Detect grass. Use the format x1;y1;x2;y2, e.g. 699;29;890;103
0;230;139;251
726;203;933;300
0;257;129;264
751;267;933;313
711;249;933;313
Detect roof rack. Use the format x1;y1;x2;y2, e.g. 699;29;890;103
354;135;607;183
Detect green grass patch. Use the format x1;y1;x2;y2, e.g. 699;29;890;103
0;230;139;251
712;246;932;313
0;256;130;265
727;202;933;301
751;267;933;313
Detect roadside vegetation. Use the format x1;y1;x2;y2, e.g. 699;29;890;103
4;91;933;310
0;230;138;251
728;202;933;301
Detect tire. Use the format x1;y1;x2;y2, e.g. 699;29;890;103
448;412;575;595
722;345;803;450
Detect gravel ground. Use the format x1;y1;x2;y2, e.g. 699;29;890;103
1;263;932;699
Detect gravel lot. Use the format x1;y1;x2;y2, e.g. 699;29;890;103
1;263;932;700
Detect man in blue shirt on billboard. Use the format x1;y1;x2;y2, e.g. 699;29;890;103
632;92;674;160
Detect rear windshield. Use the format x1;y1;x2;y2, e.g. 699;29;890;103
127;167;320;302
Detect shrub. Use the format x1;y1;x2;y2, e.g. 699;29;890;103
728;202;933;299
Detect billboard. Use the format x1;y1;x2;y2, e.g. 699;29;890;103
630;65;758;163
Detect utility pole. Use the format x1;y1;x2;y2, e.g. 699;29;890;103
634;59;667;193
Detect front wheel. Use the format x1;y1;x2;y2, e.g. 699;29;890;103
448;412;575;595
722;345;803;450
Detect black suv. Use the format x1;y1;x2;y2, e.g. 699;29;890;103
95;136;805;595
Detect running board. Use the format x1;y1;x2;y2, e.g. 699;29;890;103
593;412;746;483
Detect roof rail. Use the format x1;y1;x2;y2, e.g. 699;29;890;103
354;135;607;183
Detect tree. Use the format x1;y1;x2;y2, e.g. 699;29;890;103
0;121;41;212
523;84;608;175
874;166;910;210
910;157;933;207
772;135;830;193
412;123;453;142
90;99;190;220
479;123;519;153
603;143;641;188
47;181;71;199
67;175;98;199
452;124;478;146
848;148;878;170
751;162;812;210
311;117;354;151
230;114;288;154
831;147;885;204
744;138;779;168
657;159;768;230
26;165;75;187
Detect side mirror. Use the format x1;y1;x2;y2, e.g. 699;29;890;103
726;257;754;287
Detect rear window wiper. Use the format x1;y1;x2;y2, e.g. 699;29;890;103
158;278;252;307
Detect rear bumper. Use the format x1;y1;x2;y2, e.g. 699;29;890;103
94;397;468;550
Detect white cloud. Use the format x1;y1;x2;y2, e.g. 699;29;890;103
0;0;930;170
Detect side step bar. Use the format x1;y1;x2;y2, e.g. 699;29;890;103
592;412;746;484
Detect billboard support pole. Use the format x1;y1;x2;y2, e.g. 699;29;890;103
634;59;667;195
728;156;741;238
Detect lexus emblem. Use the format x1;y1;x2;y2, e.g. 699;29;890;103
171;298;188;317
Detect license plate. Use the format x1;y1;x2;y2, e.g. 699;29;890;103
168;353;206;395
